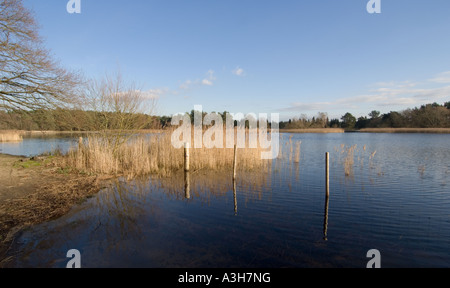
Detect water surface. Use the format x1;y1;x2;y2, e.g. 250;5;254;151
4;133;450;267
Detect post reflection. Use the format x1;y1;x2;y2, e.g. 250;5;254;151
233;179;237;215
323;194;329;241
184;171;190;199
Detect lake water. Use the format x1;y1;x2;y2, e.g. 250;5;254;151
3;133;450;267
0;134;78;157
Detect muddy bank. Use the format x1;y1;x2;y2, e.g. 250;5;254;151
0;153;105;265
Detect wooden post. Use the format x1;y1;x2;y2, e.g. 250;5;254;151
324;152;330;241
184;142;190;172
233;145;238;214
325;152;330;198
233;144;237;180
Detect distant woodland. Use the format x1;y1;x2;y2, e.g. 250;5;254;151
0;109;166;131
280;102;450;130
0;101;449;131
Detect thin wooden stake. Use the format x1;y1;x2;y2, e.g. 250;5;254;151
184;142;190;172
324;152;330;241
233;144;237;180
185;171;191;199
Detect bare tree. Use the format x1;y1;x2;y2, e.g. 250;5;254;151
85;71;158;151
0;0;81;111
317;112;328;128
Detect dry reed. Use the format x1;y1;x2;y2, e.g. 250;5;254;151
334;144;379;177
343;144;357;177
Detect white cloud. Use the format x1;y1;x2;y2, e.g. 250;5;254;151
232;66;245;76
429;71;450;84
201;79;213;86
142;88;167;100
372;80;417;88
282;74;450;115
285;102;332;112
178;70;216;90
202;70;216;86
179;80;192;90
413;85;450;100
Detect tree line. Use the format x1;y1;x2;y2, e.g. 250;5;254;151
280;102;450;130
1;101;449;131
0;109;167;131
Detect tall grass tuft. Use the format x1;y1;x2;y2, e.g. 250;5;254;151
343;144;357;177
335;144;380;178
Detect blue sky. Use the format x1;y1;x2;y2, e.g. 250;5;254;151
24;0;450;120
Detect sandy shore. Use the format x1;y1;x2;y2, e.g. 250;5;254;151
0;153;105;265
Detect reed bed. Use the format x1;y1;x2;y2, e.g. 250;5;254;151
61;129;272;178
359;128;450;134
0;131;23;142
280;128;344;134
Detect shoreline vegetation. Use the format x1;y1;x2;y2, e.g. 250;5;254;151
1;102;450;134
357;128;450;134
2;126;450;141
0;131;23;142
